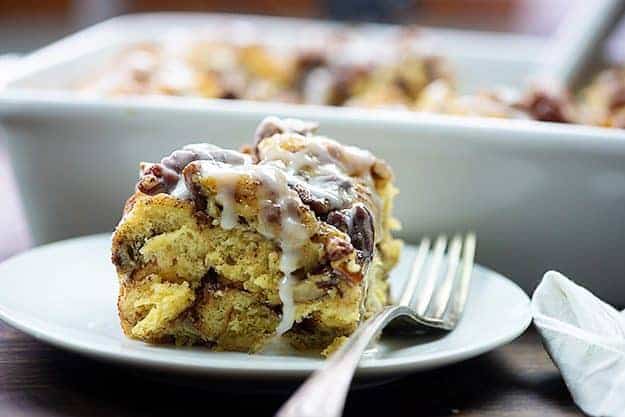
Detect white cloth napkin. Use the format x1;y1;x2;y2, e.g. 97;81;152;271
532;271;625;417
0;54;21;88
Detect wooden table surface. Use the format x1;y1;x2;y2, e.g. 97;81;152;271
0;320;585;417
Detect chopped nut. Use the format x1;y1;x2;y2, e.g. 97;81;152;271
326;237;354;261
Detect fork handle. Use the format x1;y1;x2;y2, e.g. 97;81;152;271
275;305;410;417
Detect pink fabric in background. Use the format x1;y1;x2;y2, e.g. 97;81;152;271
0;138;30;261
0;55;30;260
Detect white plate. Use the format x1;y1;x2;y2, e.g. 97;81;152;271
0;234;531;380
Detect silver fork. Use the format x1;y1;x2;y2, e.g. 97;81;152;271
275;234;476;417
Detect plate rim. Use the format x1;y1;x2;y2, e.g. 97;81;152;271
0;234;532;378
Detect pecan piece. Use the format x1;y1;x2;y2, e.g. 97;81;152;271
326;210;350;234
261;203;282;226
326;237;354;262
136;163;179;195
292;183;331;216
326;204;375;262
350;205;374;261
182;162;207;210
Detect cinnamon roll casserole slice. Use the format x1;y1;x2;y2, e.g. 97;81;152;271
111;117;401;355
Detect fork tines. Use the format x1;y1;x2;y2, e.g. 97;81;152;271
400;233;476;329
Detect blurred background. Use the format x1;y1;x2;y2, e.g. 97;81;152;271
0;0;598;52
0;0;622;262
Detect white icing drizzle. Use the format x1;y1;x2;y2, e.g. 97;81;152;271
256;164;310;335
275;236;303;335
260;133;376;179
197;164;250;230
196;158;310;334
213;172;241;230
170;178;191;200
259;133;381;221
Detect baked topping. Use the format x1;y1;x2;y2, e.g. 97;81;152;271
138;118;389;220
80;29;625;129
137;144;251;199
78;31;449;109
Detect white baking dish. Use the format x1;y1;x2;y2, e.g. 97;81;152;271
2;13;625;302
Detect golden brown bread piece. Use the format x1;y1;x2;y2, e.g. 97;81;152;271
112;117;401;353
